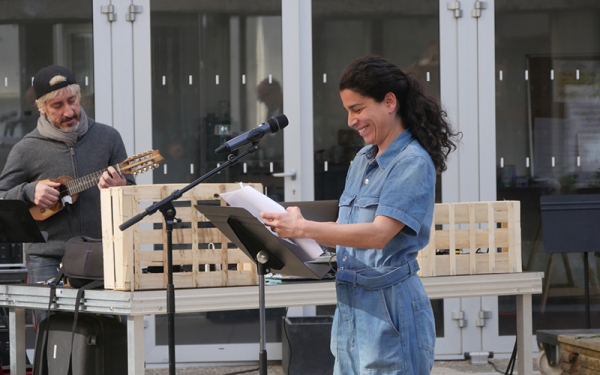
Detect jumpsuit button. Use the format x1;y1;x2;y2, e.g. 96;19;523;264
364;178;369;184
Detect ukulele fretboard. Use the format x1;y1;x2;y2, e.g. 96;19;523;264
65;165;117;196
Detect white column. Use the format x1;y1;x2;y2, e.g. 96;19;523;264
282;0;314;201
93;0;153;185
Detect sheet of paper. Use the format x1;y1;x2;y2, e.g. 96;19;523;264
220;185;324;260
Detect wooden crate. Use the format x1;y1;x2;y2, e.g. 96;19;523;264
100;183;261;291
558;334;600;374
417;201;522;277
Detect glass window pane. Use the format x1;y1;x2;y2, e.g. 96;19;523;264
312;0;442;201
495;0;600;335
0;1;94;170
150;1;286;201
149;0;286;348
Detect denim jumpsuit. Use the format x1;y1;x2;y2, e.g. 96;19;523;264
332;130;436;374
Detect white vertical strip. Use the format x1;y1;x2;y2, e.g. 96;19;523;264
131;0;153;185
525;70;528;81
526;157;529;168
268;74;272;84
499;70;503;81
215;75;219;85
242;74;246;84
439;0;460;203
243;163;247;174
189;75;193;85
31;77;34;86
576;70;580;80
190;163;194;174
282;0;314;201
500;157;504;168
324;161;328;172
269;162;274;173
110;0;136;157
426;71;430;82
477;0;497;202
577;156;580;167
163;164;167;174
323;73;327;83
551;157;555;167
85;76;89;86
162;76;166;85
550;70;554;80
92;0;113;129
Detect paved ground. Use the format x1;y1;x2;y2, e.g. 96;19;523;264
145;358;543;374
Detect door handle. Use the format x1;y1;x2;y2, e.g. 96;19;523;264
272;169;297;180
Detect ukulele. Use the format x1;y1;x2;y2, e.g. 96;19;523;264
29;149;164;221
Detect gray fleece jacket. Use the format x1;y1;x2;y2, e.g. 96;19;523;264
0;118;135;258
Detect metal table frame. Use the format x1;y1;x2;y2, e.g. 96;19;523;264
1;271;542;375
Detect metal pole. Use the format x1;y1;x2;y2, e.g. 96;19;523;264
257;251;269;375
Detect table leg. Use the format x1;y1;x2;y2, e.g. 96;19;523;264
9;307;26;375
128;315;145;375
516;294;533;375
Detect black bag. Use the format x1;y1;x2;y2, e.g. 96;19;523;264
33;237;110;374
33;313;127;375
62;236;103;289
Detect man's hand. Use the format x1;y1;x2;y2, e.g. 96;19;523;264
34;181;61;208
98;166;127;189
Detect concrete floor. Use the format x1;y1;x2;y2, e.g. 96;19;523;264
145;358;543;374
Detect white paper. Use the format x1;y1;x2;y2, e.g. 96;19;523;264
220;185;324;260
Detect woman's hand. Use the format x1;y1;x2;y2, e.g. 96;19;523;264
260;206;306;238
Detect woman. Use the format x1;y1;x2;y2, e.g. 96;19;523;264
261;55;459;374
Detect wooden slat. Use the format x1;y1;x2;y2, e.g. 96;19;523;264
449;204;456;276
469;203;476;274
488;202;495;273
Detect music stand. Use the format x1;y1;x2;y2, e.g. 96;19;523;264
0;200;45;244
0;200;45;282
195;205;330;375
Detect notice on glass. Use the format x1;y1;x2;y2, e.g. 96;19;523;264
219;185;324;261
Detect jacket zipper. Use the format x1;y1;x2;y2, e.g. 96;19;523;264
69;147;81;235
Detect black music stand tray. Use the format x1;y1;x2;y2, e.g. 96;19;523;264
195;205;330;375
0;200;45;283
540;194;600;328
0;200;45;244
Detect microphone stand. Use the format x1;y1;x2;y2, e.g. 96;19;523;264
119;143;260;375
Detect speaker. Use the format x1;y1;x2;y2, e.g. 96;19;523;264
282;316;334;375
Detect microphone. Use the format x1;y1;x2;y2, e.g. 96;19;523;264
215;114;289;154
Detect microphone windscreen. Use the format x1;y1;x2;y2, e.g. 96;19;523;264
268;114;289;132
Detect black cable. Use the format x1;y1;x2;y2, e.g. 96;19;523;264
488;359;505;374
505;339;517;375
222;367;260;375
282;308;292;374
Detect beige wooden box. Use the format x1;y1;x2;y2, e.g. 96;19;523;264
417;201;522;277
100;183;262;291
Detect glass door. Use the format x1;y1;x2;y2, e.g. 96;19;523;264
491;0;600;356
145;0;287;365
310;0;463;357
0;0;95;364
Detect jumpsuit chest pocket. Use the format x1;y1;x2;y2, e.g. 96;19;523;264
338;193;379;224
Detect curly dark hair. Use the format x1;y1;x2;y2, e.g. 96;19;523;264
339;55;460;172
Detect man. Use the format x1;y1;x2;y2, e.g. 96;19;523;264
0;65;135;326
